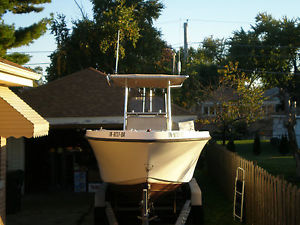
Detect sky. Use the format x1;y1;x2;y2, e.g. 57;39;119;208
3;0;300;74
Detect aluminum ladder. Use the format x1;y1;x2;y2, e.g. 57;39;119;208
233;167;245;222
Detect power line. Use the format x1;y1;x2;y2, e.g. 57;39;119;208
24;62;50;65
156;18;252;25
191;18;251;24
220;66;300;76
6;43;300;54
173;41;300;49
240;68;300;76
7;51;53;54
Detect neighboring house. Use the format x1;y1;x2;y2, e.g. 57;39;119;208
199;87;280;118
273;115;300;147
9;67;196;192
0;58;49;224
197;87;282;138
198;86;300;145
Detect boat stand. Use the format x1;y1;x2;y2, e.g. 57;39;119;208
94;178;203;225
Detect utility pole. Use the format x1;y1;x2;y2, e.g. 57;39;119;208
183;20;188;62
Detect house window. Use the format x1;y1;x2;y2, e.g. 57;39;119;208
204;106;209;115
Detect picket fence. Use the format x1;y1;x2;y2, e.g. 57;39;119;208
206;144;300;225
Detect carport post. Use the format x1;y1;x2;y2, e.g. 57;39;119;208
0;137;7;224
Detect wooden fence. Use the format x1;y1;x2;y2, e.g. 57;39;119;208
206;144;300;225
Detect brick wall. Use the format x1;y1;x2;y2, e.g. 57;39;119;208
0;137;6;224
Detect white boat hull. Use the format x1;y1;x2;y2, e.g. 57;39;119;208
86;130;210;185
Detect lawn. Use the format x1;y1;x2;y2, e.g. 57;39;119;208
194;169;240;225
230;140;300;187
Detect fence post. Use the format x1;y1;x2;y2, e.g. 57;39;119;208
296;189;300;225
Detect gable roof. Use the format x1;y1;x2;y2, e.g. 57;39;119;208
19;68;193;119
0;86;49;138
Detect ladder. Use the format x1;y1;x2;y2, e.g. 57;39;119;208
233;167;245;222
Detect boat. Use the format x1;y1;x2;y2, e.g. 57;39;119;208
86;74;210;189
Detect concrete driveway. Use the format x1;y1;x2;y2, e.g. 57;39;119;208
6;191;94;225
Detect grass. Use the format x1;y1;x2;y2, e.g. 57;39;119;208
194;169;240;225
223;139;300;187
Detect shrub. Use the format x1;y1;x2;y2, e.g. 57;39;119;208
270;137;280;146
279;135;290;155
253;133;261;155
226;139;236;152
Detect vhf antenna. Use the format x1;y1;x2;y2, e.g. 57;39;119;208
115;30;120;74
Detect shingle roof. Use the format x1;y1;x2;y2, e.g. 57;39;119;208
19;68;193;118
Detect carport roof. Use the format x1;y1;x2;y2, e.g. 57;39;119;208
0;86;49;138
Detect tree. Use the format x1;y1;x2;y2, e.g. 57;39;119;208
199;62;266;145
195;37;227;65
174;37;227;109
46;0;166;81
0;0;52;64
173;63;220;109
228;12;300;177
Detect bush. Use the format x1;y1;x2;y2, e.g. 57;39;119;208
270;137;280;146
253;133;261;155
279;135;290;155
226;139;235;152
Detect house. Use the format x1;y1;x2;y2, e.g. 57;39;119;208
0;58;49;224
272;115;300;147
8;68;196;192
197;87;281;138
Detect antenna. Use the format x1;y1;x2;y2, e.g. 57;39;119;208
115;30;120;74
178;50;181;75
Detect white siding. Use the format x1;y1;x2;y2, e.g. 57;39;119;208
273;116;300;148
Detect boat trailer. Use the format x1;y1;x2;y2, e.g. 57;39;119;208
94;178;203;225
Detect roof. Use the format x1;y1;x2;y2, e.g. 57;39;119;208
0;86;49;138
0;57;41;86
19;68;193;119
0;57;34;73
110;74;189;88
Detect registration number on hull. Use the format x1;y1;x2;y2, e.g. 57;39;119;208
109;131;126;137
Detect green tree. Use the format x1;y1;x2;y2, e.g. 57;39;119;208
199;62;266;145
0;0;52;64
174;63;220;109
195;37;227;65
228;12;300;177
46;0;166;81
174;37;227;109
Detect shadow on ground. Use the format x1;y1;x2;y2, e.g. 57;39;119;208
6;191;94;225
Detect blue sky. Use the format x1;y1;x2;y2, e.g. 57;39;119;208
3;0;300;73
